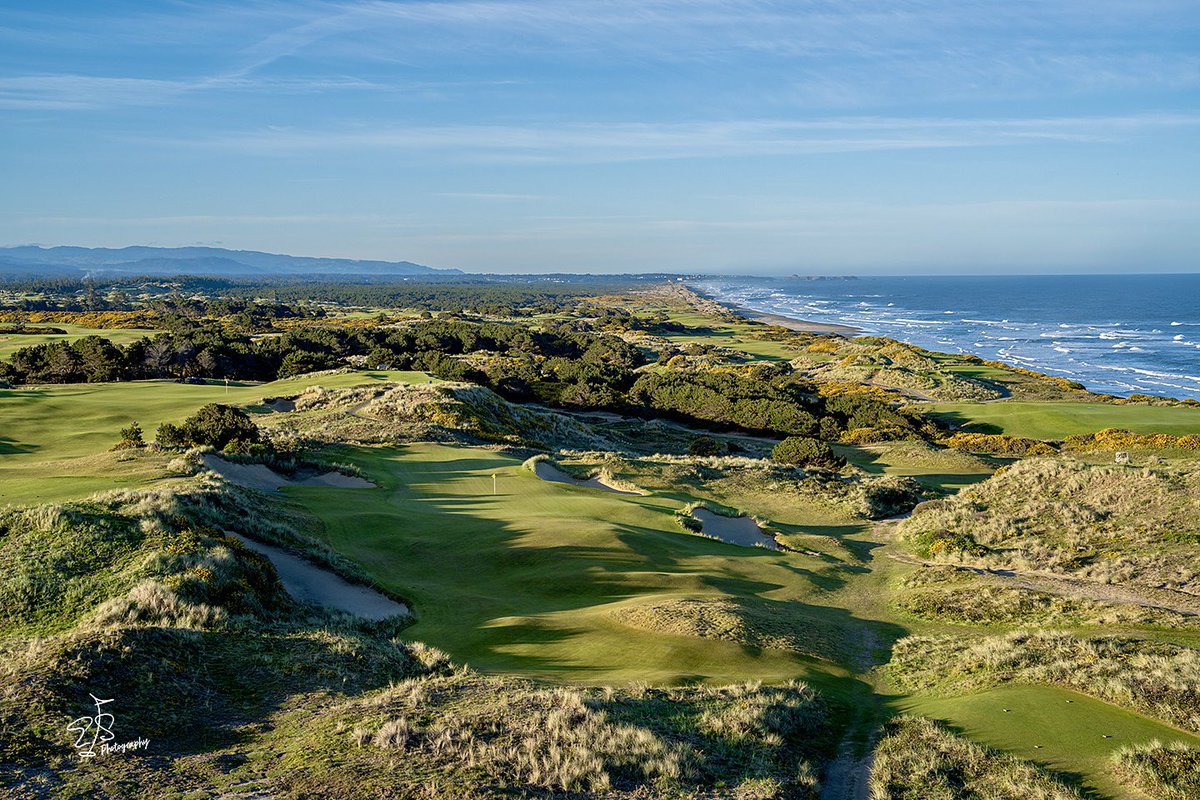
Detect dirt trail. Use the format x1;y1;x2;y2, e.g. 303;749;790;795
227;532;409;620
819;624;881;800
875;518;1200;617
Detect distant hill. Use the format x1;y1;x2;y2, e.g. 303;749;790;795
0;245;457;277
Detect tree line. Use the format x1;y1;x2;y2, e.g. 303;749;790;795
1;318;934;442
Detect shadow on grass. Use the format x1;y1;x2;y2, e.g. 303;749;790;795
0;436;37;455
925;410;1004;435
294;446;906;680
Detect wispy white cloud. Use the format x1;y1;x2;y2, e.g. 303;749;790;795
3;0;1199;112
164;112;1200;163
434;192;549;201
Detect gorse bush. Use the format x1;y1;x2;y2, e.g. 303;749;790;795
1065;427;1200;452
772;436;845;470
157;403;262;451
939;432;1056;455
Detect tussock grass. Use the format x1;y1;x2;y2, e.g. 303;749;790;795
869;715;1084;799
342;675;826;797
897;458;1200;589
610;596;849;662
1113;740;1200;800
888;629;1200;734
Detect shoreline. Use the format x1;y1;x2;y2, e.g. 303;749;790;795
727;302;862;334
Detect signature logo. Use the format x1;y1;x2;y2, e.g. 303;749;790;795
67;694;149;760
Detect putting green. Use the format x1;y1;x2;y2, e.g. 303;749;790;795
896;685;1200;799
0;371;435;504
285;442;882;686
927;400;1200;440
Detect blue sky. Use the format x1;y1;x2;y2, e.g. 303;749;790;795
2;1;1198;274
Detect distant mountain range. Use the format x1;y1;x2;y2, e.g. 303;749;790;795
0;246;457;278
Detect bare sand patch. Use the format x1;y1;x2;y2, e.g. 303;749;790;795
227;532;409;620
691;508;782;550
532;460;644;495
202;454;375;492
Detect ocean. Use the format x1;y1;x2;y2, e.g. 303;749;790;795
697;273;1200;400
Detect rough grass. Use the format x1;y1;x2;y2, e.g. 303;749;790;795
341;676;827;797
868;715;1084;800
1113;740;1200;800
887;629;1200;734
895;567;1198;629
897;458;1200;589
608;596;851;662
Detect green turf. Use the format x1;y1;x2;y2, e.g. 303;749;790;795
0;371;435;504
659;311;806;361
896;685;1200;800
836;441;999;493
927;400;1200;440
0;322;161;360
285;442;889;686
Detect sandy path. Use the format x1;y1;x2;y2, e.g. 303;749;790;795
872;516;1200;617
532;461;644;495
227;532;409;620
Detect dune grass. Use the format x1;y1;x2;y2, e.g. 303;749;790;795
927;400;1200;440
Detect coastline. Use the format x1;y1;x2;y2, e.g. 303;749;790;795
728;302;862;334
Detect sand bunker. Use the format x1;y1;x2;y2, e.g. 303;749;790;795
227;532;409;620
533;460;644;495
691;508;781;550
263;397;296;412
202;454;374;492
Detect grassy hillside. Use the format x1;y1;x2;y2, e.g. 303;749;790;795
0;371;435;505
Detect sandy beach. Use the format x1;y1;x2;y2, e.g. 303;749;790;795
728;303;862;334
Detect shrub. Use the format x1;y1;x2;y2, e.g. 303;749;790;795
180;404;261;450
687;436;723;457
155;422;187;448
771;437;845;470
940;432;1057;455
113;420;144;449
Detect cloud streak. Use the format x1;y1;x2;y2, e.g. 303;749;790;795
169;112;1200;163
